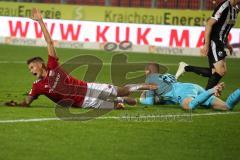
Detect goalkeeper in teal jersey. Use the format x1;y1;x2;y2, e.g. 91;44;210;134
139;63;240;110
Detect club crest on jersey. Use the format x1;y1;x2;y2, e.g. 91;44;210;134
218;51;223;57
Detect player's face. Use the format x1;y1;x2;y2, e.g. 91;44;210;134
28;62;44;79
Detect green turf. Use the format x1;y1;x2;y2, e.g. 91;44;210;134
0;44;240;160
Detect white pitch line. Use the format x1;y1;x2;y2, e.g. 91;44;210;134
0;112;239;124
0;61;26;64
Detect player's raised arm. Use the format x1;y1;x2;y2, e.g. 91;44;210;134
31;8;57;58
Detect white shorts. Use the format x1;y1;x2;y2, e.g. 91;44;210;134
82;83;118;109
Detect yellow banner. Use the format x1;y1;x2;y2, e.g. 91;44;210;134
0;2;239;27
0;2;73;19
79;6;211;26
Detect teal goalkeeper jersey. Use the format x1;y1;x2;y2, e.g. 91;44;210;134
145;73;177;95
140;73;177;105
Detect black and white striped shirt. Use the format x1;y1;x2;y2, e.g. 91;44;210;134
211;0;239;45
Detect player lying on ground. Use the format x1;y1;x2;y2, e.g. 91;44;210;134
5;8;156;109
138;63;240;110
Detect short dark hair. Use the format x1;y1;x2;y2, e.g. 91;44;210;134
146;63;160;74
26;57;45;65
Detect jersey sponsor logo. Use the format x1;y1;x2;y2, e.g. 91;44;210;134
49;73;61;93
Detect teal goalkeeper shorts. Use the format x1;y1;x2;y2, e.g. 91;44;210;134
164;82;216;108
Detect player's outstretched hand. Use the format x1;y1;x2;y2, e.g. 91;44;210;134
5;100;29;107
31;8;42;21
5;100;18;106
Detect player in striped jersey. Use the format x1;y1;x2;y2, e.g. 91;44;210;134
175;0;239;90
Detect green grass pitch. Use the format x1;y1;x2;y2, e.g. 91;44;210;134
0;44;240;160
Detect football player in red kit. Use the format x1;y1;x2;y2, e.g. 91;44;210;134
5;8;154;109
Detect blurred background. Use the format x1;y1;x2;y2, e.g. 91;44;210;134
0;0;239;55
3;0;220;10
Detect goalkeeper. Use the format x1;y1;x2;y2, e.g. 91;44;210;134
139;63;240;110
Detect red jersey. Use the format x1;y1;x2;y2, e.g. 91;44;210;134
29;55;87;107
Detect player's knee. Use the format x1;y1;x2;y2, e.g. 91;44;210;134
215;67;227;76
218;70;227;76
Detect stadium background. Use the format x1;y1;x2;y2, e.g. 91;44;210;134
0;1;240;160
4;0;227;9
